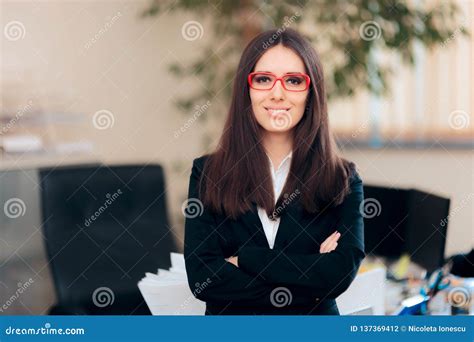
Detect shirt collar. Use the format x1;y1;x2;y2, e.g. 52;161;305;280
266;151;293;172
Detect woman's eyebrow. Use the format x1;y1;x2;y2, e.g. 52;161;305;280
254;70;305;74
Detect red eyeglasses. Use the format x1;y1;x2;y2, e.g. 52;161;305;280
248;72;311;92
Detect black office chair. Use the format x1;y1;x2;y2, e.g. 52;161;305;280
39;164;177;315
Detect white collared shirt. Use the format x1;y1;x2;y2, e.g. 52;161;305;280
257;152;292;249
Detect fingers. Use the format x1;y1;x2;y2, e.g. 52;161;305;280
319;231;341;253
320;241;337;253
320;231;339;251
320;235;339;253
225;256;239;267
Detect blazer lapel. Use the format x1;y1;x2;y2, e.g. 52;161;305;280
273;207;292;250
240;200;304;250
240;203;270;248
273;199;303;250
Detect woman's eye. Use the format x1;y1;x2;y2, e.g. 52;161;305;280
255;76;272;83
286;77;303;85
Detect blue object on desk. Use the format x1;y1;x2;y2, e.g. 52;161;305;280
425;268;450;298
395;294;430;315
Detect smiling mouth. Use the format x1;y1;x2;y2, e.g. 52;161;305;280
265;107;290;116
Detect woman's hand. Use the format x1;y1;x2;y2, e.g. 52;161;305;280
225;256;239;267
319;231;341;253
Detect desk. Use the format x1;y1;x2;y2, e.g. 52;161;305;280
385;278;473;315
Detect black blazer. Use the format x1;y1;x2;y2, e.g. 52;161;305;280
184;155;365;315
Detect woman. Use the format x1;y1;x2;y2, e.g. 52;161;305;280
184;28;365;315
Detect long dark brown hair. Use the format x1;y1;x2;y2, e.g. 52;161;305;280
200;28;354;220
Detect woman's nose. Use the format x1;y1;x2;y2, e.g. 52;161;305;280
270;80;285;100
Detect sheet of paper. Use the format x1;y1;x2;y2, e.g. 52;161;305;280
170;252;186;271
138;253;205;315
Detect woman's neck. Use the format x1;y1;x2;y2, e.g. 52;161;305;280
262;132;293;168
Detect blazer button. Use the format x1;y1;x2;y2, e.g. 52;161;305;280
315;298;320;302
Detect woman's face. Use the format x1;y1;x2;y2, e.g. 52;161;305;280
250;45;309;134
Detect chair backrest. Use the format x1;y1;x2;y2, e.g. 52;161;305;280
39;164;177;314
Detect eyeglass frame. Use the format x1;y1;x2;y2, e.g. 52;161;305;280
247;72;311;92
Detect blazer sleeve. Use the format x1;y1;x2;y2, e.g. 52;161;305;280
184;157;313;305
237;170;366;299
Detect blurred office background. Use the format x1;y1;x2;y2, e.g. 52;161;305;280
1;0;472;315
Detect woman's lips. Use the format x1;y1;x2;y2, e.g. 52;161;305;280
265;108;290;116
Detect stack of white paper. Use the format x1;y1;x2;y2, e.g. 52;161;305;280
138;252;205;315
